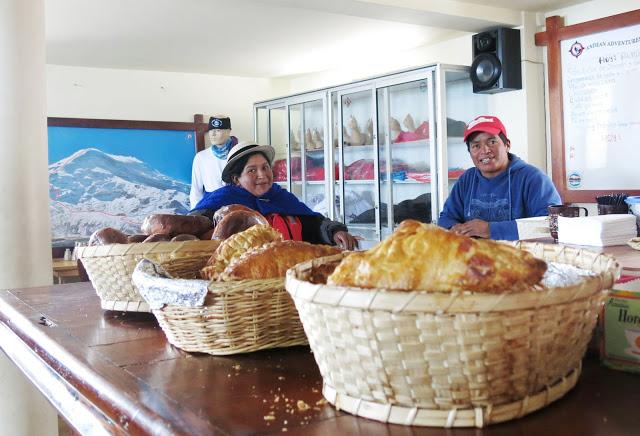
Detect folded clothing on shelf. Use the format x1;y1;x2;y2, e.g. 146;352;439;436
273;156;327;182
345;159;374;180
350;193;432;225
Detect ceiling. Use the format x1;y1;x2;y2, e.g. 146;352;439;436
45;0;586;78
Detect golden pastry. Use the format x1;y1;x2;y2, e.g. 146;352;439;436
201;225;282;280
220;240;342;281
327;220;547;293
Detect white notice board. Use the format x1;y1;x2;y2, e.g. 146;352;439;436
561;23;640;191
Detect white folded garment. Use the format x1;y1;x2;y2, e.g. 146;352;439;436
558;214;637;246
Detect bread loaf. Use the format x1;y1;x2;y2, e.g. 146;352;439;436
171;234;199;241
212;204;256;226
126;234;148;243
143;233;171;243
199;228;215;240
88;227;128;246
221;240;341;281
327;220;547;293
141;214;213;237
200;225;282;280
211;209;268;240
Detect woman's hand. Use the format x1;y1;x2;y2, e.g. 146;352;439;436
333;231;359;250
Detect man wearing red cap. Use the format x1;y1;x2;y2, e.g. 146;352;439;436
438;115;560;240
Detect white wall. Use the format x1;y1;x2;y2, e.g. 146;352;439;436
47;65;277;143
272;31;470;97
545;0;637;25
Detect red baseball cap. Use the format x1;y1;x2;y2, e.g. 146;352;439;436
463;115;508;142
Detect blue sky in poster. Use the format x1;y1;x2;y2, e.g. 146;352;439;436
48;126;195;184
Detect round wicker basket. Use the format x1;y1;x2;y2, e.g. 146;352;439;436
284;242;620;428
132;259;308;355
78;240;220;312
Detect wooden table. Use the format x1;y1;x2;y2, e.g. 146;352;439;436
0;283;638;435
541;239;640;274
51;259;80;284
597;244;640;273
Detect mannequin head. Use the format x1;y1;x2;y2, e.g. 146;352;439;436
207;115;232;146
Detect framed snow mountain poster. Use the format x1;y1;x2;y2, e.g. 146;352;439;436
47;117;208;247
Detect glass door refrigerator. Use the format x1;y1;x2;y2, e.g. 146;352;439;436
333;86;379;248
255;92;330;217
256;64;488;247
375;74;435;241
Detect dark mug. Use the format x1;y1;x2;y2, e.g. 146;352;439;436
597;203;629;215
548;204;588;242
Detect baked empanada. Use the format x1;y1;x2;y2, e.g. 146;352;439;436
327;220;546;293
200;225;282;280
220;240;341;281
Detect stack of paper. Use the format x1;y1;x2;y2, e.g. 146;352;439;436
558;214;637;246
516;216;550;240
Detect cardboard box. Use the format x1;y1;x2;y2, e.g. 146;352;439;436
600;276;640;374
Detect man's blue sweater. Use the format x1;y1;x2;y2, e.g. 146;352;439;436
438;153;561;240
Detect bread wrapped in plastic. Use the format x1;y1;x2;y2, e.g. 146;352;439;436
200;225;282;280
88;227;128;246
211;209;268;240
220;240;342;281
327;220;547;293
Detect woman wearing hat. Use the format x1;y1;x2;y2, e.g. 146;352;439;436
191;141;359;250
438;115;560;240
189;115;238;208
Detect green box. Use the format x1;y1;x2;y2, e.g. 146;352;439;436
601;279;640;374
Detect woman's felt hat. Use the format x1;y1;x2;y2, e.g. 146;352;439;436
222;141;275;183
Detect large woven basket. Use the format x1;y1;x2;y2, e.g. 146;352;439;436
132;259;308;355
285;242;620;428
77;240;220;312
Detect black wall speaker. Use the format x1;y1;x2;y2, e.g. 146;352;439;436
470;27;522;94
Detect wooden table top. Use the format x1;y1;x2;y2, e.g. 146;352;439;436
51;258;79;272
0;282;638;435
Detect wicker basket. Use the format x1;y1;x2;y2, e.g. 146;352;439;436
132;259;308;355
77;240;220;312
285;242;620;428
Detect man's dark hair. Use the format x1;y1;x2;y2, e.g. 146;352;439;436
226;151;270;184
465;132;509;151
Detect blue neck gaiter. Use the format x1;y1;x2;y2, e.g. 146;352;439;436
211;136;238;159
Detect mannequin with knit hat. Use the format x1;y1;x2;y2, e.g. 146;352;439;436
190;115;238;208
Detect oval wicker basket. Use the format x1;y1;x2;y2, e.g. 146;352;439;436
285;242;620;428
77;240;220;312
132;259;308;355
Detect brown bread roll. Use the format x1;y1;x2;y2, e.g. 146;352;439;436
88;227;128;246
170;234;199;242
199;228;215;240
141;214;213;237
211;209;268;240
143;233;171;243
127;234;148;243
212;204;256;226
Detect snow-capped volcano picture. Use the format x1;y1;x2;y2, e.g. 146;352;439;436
48;125;196;246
